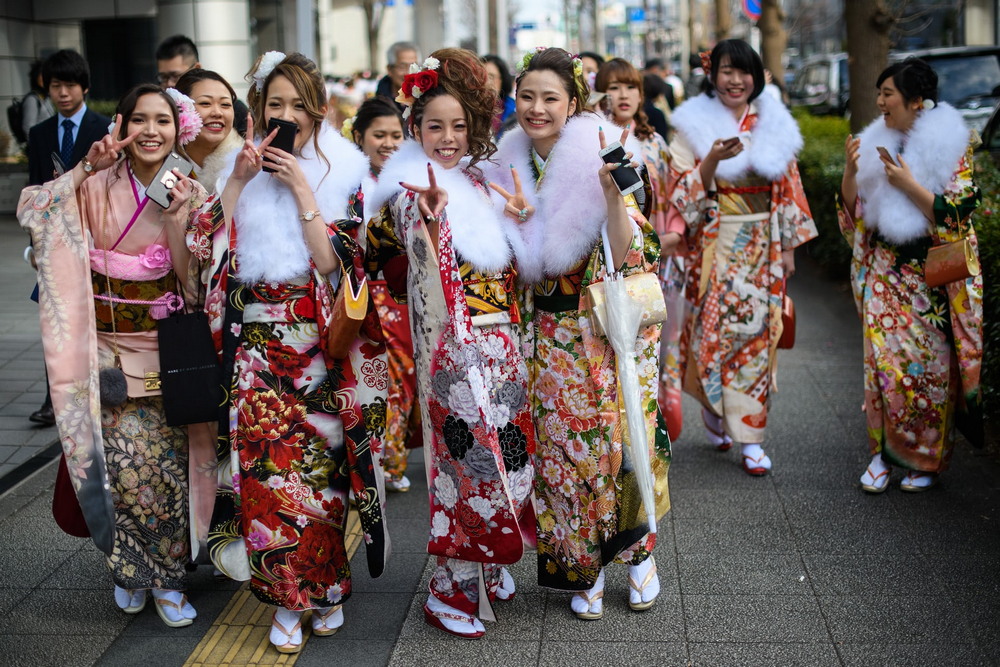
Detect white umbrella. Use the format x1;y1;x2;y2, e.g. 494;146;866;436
597;227;657;534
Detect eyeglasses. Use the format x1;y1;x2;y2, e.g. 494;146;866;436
156;71;186;85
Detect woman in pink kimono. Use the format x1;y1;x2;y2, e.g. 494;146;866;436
669;39;817;476
186;52;388;653
840;58;982;493
18;84;208;627
365;48;535;639
487;47;670;621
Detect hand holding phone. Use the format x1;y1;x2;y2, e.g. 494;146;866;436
598;141;644;197
721;136;742;150
147;152;193;208
262;118;298;173
876;146;896;165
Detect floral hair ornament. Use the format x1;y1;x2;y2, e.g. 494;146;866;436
395;56;441;119
253;51;287;92
922;99;936;110
700;49;713;74
164;88;203;146
518;47;548;73
341;115;357;141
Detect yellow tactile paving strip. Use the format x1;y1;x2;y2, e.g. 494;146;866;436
184;508;364;667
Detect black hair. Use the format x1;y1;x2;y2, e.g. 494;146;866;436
108;83;184;185
643;72;668;101
42;49;90;91
705;39;765;103
644;57;665;71
28;60;45;93
481;54;514;102
579;51;605;68
353;96;403;141
515;47;588;118
156;34;199;63
876;57;938;104
689;52;703;70
175;68;237;104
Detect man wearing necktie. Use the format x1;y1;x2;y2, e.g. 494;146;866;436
25;49;111;425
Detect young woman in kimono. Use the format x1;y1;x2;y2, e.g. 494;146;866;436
840;58;982;493
18;84;208;627
669;39;816;475
595;57;686;441
346;96;419;493
176;68;243;194
487;47;670;620
185;52;387;653
364;48;535;638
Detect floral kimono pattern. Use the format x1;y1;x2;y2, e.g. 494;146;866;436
838;149;982;471
529;214;671;591
670;110;817;445
366;180;534;620
19;168;207;590
188;190;389;610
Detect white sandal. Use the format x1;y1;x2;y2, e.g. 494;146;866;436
900;470;937;492
860;455;891;493
496;567;516;601
152;590;195;628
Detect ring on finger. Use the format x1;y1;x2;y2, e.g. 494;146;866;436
276;157;283;166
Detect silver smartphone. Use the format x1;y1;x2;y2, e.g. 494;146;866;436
598;141;643;197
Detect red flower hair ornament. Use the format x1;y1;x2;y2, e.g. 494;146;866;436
395;56;441;119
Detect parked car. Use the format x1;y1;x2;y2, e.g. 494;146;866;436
979;101;1000;164
890;46;1000;133
788;53;849;115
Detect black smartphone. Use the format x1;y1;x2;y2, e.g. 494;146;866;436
263;118;298;173
598;141;643;197
146;152;193;208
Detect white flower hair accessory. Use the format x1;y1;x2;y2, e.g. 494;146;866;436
253;51;287;91
165;87;204;145
922;99;936;110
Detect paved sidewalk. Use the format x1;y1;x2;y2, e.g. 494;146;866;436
1;230;999;665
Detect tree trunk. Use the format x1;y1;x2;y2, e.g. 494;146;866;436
844;0;893;133
715;0;731;41
364;0;380;72
758;0;786;86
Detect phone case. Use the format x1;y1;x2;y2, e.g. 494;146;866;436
146;153;192;208
598;141;643;197
263;119;297;173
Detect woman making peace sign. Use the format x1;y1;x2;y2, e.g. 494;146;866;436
18;84;208;627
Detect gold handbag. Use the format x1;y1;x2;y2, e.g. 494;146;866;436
326;263;369;360
584;225;667;337
925;237;980;288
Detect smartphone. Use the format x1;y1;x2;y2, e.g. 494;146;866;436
262;118;298;173
598;141;644;197
721;136;742;150
876;146;896;165
146;152;193;209
50;152;66;178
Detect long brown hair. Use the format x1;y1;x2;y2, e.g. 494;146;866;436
595;58;655;141
410;48;497;167
246;52;328;168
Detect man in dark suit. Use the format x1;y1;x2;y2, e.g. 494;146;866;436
28;49;111;187
25;49;110;425
376;41;419;111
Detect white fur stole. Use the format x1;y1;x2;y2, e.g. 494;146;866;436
219;124;370;284
369;140;517;273
855;102;969;244
671;92;802;182
487;112;644;282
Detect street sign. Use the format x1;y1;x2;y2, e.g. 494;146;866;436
627;7;645;22
743;0;761;21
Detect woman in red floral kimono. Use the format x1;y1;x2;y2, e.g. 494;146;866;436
669;40;817;476
365;48;535;639
186;52;388;654
347;96;421;493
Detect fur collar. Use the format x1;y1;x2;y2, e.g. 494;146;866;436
855;102;969;244
671;92;802;181
220;124;369;283
486;112;644;282
369;140;517;273
196;130;243;194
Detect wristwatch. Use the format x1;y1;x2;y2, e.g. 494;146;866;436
300;210;321;223
81;156;95;175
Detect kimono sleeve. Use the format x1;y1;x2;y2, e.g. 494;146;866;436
932;148;981;245
667;131;712;228
776;160;819;251
365;201;409;301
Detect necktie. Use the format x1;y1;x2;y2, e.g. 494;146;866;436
60;119;75;168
